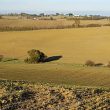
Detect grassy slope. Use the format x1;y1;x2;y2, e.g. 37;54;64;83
0;27;110;87
0;63;110;87
1;27;110;63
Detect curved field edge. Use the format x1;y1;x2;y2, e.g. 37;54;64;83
0;19;108;32
0;80;110;110
1;27;110;64
0;63;110;88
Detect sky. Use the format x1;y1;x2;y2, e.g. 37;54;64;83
0;0;110;15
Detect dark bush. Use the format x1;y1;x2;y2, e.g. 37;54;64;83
103;24;110;26
94;63;103;67
93;88;103;94
0;15;2;19
20;90;35;101
0;55;4;62
86;24;101;27
85;60;95;66
107;61;110;67
24;49;47;63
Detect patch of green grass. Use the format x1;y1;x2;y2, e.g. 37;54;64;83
2;58;18;62
0;57;23;64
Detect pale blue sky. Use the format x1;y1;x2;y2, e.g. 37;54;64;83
0;0;110;15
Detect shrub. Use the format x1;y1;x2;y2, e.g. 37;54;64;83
74;19;80;28
50;17;54;20
20;90;35;101
0;15;2;19
103;24;110;26
85;60;95;66
107;61;110;67
92;88;103;94
24;49;47;63
86;24;101;27
0;55;4;62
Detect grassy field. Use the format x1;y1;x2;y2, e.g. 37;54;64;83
0;18;109;31
0;19;73;30
1;27;110;63
0;63;110;87
0;27;110;87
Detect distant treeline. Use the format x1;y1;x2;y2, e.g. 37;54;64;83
0;13;110;31
0;12;110;20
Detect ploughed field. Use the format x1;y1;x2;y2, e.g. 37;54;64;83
0;80;110;110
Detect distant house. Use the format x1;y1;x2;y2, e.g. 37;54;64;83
33;17;37;20
33;17;39;20
74;15;80;17
66;13;74;16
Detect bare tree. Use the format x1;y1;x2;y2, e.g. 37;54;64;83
0;15;2;19
107;17;110;24
74;18;80;28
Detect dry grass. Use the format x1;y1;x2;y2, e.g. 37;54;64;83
0;16;110;109
0;19;73;31
0;27;110;87
1;27;110;63
0;63;110;87
0;18;109;31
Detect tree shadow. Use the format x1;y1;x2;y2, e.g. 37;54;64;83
44;55;62;62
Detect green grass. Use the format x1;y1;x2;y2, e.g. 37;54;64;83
0;62;110;88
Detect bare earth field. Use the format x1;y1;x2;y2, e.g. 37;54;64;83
0;80;109;110
0;27;110;87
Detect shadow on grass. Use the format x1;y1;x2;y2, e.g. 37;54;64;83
44;55;62;62
3;58;18;62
